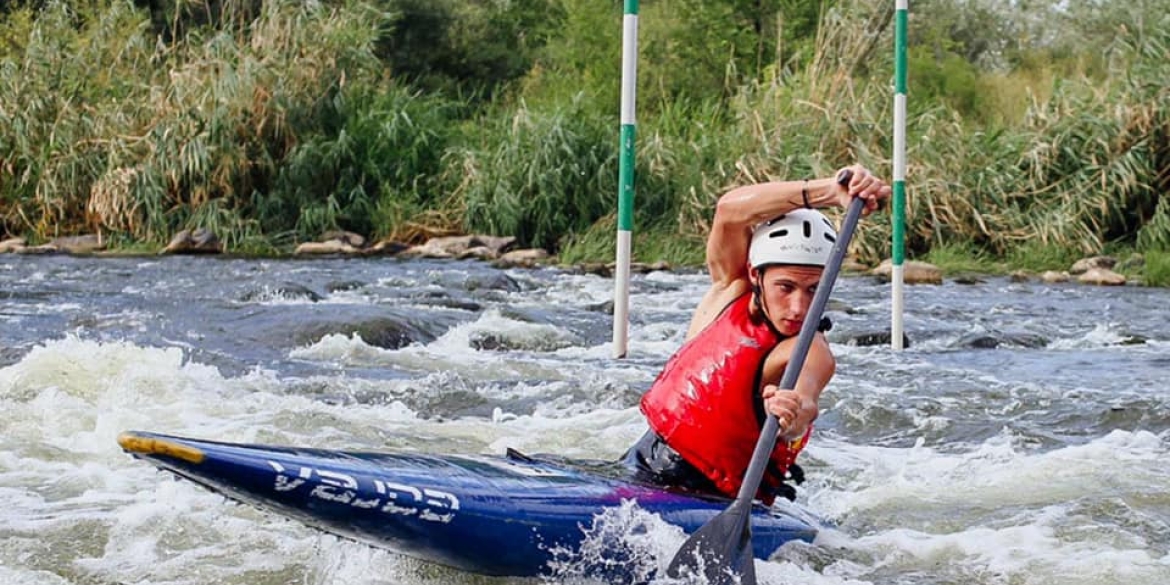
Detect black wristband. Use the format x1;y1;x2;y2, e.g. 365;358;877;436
801;180;812;209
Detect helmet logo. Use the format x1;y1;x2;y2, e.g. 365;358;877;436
749;209;838;268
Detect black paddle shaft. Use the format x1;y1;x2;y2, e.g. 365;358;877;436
667;170;865;585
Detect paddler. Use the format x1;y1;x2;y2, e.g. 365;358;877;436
625;165;891;504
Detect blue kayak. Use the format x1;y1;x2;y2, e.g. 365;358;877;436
117;430;817;579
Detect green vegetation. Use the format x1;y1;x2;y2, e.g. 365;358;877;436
1005;241;1082;274
1145;251;1170;287
0;0;1167;281
922;242;999;275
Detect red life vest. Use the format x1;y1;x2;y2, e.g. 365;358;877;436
640;294;810;503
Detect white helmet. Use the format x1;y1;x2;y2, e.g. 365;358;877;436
748;209;838;268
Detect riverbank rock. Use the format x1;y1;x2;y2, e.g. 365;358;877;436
321;230;365;248
493;248;551;268
1041;270;1070;283
294;240;357;255
7;235;105;255
1077;267;1127;286
573;260;673;278
15;244;57;254
51;235;107;254
632;261;673;274
361;238;410;256
871;259;943;285
161;228;222;254
841;257;870;273
402;234;518;261
0;237;26;253
294;231;369;256
1070;255;1115;274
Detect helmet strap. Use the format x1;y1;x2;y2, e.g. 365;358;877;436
753;267;786;338
752;269;771;321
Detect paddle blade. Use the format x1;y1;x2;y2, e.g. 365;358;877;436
666;500;758;585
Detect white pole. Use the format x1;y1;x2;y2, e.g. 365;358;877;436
612;1;639;359
891;0;908;350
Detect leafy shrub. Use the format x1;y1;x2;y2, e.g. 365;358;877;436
269;85;456;240
453;94;616;251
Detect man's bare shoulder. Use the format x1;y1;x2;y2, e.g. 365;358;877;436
685;279;751;339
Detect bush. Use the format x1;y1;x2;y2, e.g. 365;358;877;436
1144;251;1170;287
268;85;456;240
453;94;616;251
375;0;565;100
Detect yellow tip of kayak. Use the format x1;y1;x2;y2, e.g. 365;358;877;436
117;432;205;464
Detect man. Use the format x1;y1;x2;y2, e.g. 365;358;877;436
625;165;891;504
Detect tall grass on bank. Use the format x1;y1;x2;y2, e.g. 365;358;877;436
0;0;387;249
271;86;456;243
714;0;1169;266
451;94;617;252
890;9;1168;261
1145;251;1170;287
546;0;899;264
638;0;900;263
1;0;1167;269
470;0;1169;266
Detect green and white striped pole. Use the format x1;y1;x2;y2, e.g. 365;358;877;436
612;0;639;359
891;0;908;350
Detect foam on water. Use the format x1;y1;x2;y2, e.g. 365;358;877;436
547;500;881;585
810;430;1167;515
825;519;1170;585
287;309;661;415
289;309;589;382
1048;322;1144;350
0;336;667;584
4;263;1170;585
801;429;1170;585
0;337;502;584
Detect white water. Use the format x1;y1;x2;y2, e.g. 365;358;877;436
1;256;1168;584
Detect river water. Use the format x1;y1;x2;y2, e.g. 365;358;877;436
1;254;1167;585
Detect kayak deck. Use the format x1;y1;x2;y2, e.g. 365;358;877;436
118;430;818;578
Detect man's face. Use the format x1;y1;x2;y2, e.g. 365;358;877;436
753;265;824;336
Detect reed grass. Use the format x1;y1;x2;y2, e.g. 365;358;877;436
1004;241;1083;274
450;93;617;251
474;0;1170;267
1144;251;1170;287
270;85;456;241
921;242;1000;275
0;0;1166;275
0;0;386;246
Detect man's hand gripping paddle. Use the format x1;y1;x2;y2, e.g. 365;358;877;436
665;170;864;585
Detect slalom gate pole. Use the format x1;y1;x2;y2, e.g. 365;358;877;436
891;0;908;350
612;0;639;359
